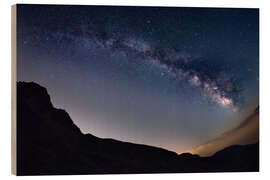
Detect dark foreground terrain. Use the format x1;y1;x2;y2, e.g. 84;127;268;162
16;82;259;175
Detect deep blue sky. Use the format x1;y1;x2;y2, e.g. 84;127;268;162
17;4;259;154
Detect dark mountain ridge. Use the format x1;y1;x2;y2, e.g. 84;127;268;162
16;81;259;175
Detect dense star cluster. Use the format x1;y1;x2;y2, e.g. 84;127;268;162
17;5;259;154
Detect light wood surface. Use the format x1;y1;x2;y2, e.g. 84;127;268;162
11;4;17;175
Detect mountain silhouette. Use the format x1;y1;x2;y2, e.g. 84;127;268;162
16;82;259;175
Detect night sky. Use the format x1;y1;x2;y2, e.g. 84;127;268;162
17;4;259;155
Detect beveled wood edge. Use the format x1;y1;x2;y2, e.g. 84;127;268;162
11;4;17;175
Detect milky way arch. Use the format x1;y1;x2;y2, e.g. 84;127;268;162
24;24;243;110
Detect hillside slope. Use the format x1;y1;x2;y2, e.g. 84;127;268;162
16;82;259;175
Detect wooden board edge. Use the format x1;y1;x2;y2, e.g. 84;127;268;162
11;4;17;176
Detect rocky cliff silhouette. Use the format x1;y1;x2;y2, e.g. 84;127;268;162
16;82;259;175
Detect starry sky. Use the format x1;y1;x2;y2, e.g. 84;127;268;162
17;4;259;155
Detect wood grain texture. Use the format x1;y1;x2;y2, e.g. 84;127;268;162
11;4;17;175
